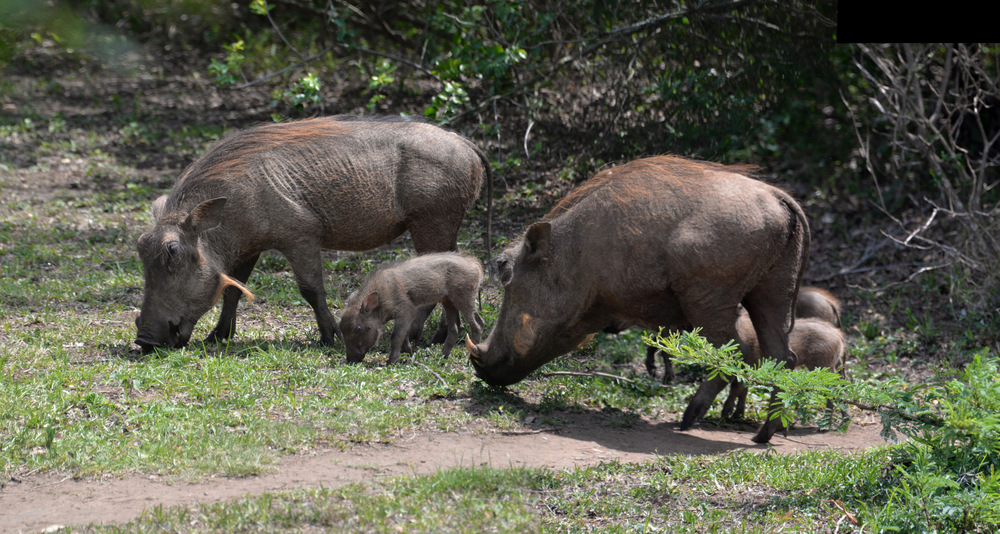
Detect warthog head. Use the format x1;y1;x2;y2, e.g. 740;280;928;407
134;196;253;353
338;291;384;363
466;222;594;385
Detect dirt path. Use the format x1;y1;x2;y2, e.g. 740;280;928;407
2;416;891;533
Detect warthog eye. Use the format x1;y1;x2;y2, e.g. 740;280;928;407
496;258;513;285
165;241;180;257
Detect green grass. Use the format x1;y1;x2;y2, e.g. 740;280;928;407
0;302;702;480
5;126;985;531
0;158;845;491
0;169;700;480
76;448;898;533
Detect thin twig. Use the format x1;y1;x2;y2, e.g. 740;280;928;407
900;208;939;247
234;46;335;89
233;42;439;90
825;262;925;279
414;360;447;388
266;8;308;65
499;428;561;436
813;235;896;282
543;371;638;383
523;119;535;160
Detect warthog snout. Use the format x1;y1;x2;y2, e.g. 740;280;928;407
134;315;194;353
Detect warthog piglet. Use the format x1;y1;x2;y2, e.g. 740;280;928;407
721;315;848;426
340;252;485;364
646;286;842;382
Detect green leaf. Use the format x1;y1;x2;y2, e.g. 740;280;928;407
249;0;271;16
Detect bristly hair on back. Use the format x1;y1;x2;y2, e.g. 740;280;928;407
542;155;764;222
327;114;425;124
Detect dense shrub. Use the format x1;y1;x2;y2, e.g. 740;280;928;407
192;1;845;168
651;329;1000;531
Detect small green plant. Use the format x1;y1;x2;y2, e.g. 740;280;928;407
425;80;470;121
648;329;1000;531
864;352;1000;531
208;39;245;87
284;71;322;110
249;0;271;16
365;58;396;111
47;114;66;133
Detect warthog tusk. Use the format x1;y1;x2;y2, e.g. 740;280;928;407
213;273;255;306
465;334;487;368
465;334;480;358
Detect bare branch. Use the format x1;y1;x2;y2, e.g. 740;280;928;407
543;371;640;384
234;46;336;89
234;42;440;90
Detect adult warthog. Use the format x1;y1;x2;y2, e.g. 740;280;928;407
466;156;809;444
135;116;489;353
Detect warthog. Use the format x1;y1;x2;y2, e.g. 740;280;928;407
340;252;485;364
645;286;841;382
719;315;848;429
466;155;809;444
794;286;841;326
134;116;489;353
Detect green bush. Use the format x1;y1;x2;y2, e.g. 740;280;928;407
649;329;1000;531
189;1;845;164
866;352;1000;531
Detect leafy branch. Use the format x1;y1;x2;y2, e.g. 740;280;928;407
643;328;945;439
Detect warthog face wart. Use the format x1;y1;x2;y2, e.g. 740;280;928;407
468;222;595;386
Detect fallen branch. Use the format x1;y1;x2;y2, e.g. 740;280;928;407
414;360;448;388
543;371;638;383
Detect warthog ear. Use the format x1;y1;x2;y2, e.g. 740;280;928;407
362;292;380;314
182;197;228;236
523;222;551;262
151;195;169;222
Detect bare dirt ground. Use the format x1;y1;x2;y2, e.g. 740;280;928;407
2;412;891;533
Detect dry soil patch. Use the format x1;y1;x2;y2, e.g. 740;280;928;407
2;415;891;533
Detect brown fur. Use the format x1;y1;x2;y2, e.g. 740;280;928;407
339;253;485;364
135;117;490;353
794;286;841;326
467;155;810;444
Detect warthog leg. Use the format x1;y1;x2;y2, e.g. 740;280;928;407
207;253;260;344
